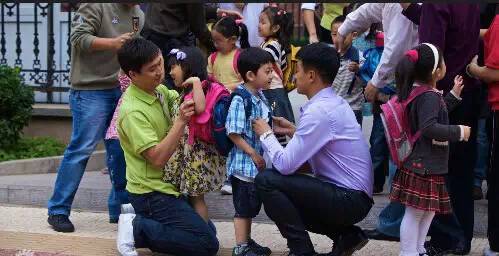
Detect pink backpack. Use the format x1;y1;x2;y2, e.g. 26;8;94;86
380;85;439;168
186;80;230;145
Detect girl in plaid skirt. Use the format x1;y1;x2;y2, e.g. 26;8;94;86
390;43;471;256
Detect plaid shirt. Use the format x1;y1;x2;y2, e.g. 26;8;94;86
226;84;269;179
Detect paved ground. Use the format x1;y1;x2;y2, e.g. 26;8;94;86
0;205;490;256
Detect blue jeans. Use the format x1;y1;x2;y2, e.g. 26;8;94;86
370;113;389;190
105;139;129;220
129;192;219;256
474;118;489;187
48;89;122;217
376;162;404;237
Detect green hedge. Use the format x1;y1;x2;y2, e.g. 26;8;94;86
0;136;66;162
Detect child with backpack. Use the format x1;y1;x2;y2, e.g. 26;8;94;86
383;43;470;256
226;47;273;256
258;6;296;146
330;15;365;125
208;16;250;92
163;47;228;223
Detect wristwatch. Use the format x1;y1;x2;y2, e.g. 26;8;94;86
260;130;273;141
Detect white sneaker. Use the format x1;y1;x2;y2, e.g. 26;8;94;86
121;204;135;214
485;248;499;256
117;213;138;256
221;183;232;195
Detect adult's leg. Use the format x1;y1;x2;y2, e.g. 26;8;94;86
488;111;499;252
430;89;480;251
129;193;219;256
255;169;372;255
370;112;388;192
105;138;129;221
376;164;405;238
48;89;121;216
474;118;489;189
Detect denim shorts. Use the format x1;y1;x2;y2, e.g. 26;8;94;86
231;176;262;218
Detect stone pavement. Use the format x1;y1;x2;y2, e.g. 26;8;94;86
0;205;490;256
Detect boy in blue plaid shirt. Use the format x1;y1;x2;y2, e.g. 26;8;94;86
226;47;274;256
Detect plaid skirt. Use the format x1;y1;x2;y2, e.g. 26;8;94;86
390;168;452;214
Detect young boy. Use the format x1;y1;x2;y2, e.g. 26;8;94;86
116;38;219;256
330;15;365;125
226;47;274;256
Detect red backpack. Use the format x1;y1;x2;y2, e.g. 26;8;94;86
380;85;440;168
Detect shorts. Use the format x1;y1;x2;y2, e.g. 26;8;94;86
231;176;262;218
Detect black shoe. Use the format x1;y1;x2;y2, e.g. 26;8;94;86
424;241;454;256
364;229;400;242
109;217;119;224
452;242;471;255
373;187;384;194
330;230;368;256
248;239;271;256
48;214;75;233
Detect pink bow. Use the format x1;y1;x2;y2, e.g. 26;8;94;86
405;49;419;63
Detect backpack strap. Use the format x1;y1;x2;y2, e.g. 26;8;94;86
209;52;218;67
233;48;241;74
232;87;253;120
403;85;441;144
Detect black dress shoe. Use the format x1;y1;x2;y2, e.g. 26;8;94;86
48;214;75;233
364;229;400;242
329;229;369;256
424;241;454;256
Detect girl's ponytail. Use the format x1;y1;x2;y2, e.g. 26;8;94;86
279;11;294;53
236;20;250;49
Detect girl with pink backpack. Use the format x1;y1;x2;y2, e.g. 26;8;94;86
164;47;228;222
385;43;470;256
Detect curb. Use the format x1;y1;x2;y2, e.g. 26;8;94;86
0;150;106;176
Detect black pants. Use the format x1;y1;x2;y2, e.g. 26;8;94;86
255;169;373;255
430;88;480;247
488;110;499;251
141;29;196;90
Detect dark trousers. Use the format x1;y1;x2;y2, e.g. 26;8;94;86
430;89;480;248
488;110;499;251
141;29;196;90
129;192;219;256
370;112;389;191
255;169;373;255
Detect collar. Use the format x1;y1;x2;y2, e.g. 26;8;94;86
238;84;267;105
128;84;159;105
300;87;333;114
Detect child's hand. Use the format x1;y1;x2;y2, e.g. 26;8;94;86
348;62;360;73
182;77;201;88
250;151;266;171
451;75;464;98
460;125;471;142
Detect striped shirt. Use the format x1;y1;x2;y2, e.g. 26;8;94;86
225;84;270;179
261;39;287;90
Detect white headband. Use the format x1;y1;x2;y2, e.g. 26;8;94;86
422;43;439;74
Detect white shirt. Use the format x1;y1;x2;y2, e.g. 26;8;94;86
338;3;419;89
218;3;265;47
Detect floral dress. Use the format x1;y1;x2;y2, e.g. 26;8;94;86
163;94;227;197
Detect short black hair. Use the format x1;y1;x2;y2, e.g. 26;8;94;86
296;43;340;84
237;47;274;82
117;38;161;76
332;15;346;25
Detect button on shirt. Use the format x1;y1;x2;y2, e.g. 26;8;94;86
226;85;270;179
261;87;374;196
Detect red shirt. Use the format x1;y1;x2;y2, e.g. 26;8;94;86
484;15;499;110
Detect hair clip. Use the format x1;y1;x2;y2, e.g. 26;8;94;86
169;48;186;61
277;9;286;15
269;3;278;8
221;12;227;17
235;19;243;25
405;49;419;63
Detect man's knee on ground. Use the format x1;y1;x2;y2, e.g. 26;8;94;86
255;168;279;190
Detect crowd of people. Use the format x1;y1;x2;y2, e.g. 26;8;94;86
44;2;498;256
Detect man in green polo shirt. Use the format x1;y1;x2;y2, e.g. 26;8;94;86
115;38;219;256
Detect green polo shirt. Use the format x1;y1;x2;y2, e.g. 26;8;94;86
320;3;348;30
117;83;180;196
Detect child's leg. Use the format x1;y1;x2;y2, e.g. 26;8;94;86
417;210;436;254
400;206;424;256
189;195;209;223
234;217;252;245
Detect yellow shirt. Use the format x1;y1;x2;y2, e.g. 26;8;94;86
320;3;348;30
207;49;243;92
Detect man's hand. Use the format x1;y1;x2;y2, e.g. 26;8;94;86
460;125;471;142
113;32;133;50
250;151;266;171
252;118;272;137
217;8;244;20
178;100;195;124
308;34;319;44
272;116;295;137
348;62;360;73
364;81;380;103
400;3;411;10
451;75;464;98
